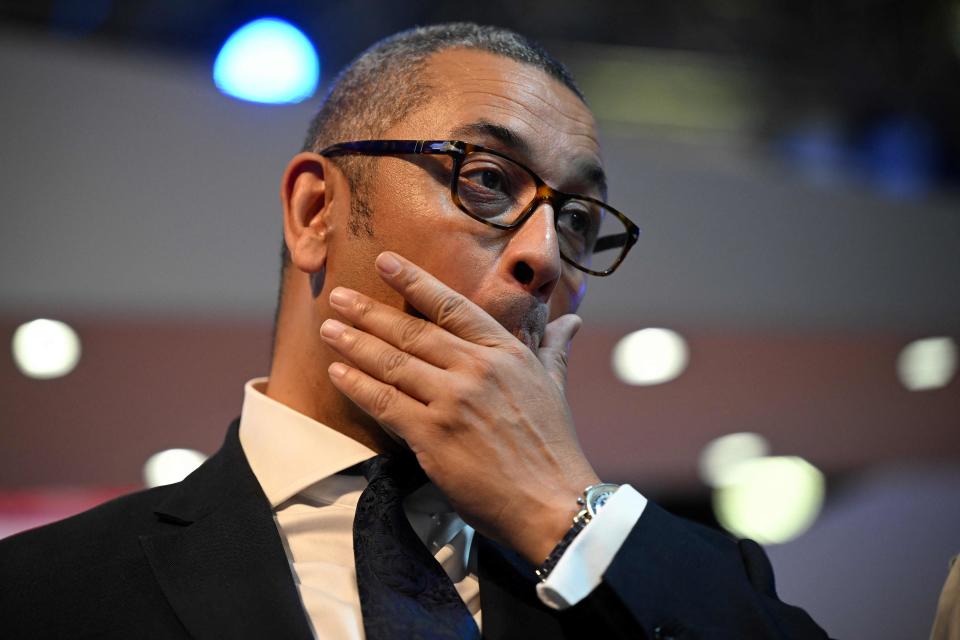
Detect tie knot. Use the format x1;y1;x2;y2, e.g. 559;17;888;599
360;454;429;496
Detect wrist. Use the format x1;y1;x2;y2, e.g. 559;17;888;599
533;481;620;580
524;496;583;565
516;472;600;565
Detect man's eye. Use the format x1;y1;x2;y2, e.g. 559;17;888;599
462;166;509;194
558;206;594;237
481;169;504;190
563;210;589;233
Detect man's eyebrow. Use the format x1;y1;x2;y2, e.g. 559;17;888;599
577;160;608;200
450;120;531;157
448;120;608;199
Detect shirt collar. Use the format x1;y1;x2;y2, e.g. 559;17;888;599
239;377;378;507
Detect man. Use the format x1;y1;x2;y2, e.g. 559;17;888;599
0;23;829;639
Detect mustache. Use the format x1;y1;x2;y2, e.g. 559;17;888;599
514;301;548;349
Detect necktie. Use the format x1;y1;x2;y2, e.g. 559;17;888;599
353;454;480;640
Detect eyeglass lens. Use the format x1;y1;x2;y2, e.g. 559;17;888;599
454;150;629;273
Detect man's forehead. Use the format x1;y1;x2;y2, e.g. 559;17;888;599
376;48;600;178
424;49;599;144
402;48;605;191
449;119;607;198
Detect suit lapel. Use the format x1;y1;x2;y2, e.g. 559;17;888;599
140;419;313;640
477;536;567;640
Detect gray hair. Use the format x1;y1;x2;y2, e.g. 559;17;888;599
303;22;583;154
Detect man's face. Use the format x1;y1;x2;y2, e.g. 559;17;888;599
328;48;601;349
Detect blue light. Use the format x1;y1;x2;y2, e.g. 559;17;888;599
213;18;320;104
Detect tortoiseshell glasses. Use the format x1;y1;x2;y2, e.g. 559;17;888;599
319;140;639;276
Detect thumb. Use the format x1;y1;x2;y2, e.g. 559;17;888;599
537;314;583;391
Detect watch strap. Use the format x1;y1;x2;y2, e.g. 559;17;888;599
534;508;590;581
535;483;621;581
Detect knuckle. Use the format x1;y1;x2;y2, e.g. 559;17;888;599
354;298;375;320
448;382;475;413
396;270;425;299
466;355;497;383
397;317;427;349
449;376;472;400
372;385;398;416
401;269;422;290
476;358;497;381
434;293;466;327
377;349;409;378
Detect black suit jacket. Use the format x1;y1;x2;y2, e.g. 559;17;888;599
0;420;829;639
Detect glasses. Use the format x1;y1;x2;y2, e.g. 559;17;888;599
319;140;639;276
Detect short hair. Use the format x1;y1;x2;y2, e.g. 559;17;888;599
272;23;585;354
283;22;584;261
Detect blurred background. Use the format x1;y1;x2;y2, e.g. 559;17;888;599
1;1;958;637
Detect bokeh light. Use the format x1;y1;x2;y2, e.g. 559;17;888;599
612;328;689;386
213;17;320;104
896;336;958;391
699;432;770;488
713;456;825;544
143;449;208;488
11;319;82;379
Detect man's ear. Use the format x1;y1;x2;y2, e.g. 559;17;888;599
281;152;343;274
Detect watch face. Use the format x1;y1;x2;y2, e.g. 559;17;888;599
586;483;620;515
594;492;612;511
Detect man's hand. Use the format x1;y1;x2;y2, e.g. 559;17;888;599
320;251;600;565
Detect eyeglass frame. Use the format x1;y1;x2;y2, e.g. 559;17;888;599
318;139;640;276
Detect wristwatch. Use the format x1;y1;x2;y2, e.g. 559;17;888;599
581;482;620;517
535;482;620;581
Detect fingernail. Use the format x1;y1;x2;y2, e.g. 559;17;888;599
329;362;348;378
376;252;402;275
321;319;346;339
329;287;352;308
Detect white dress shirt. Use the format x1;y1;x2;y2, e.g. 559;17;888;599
238;378;647;639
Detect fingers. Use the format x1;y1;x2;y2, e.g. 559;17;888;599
320;318;443;402
328;285;463;369
327;361;428;444
537;314;582;391
374;251;512;347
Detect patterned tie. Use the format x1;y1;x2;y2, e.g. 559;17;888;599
353;454;481;640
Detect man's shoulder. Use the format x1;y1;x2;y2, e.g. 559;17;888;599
0;422;244;636
0;483;175;574
0;484;195;636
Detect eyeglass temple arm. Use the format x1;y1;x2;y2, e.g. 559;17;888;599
594;228;641;254
319;140;458;157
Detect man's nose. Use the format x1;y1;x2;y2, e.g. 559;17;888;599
502;202;563;302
